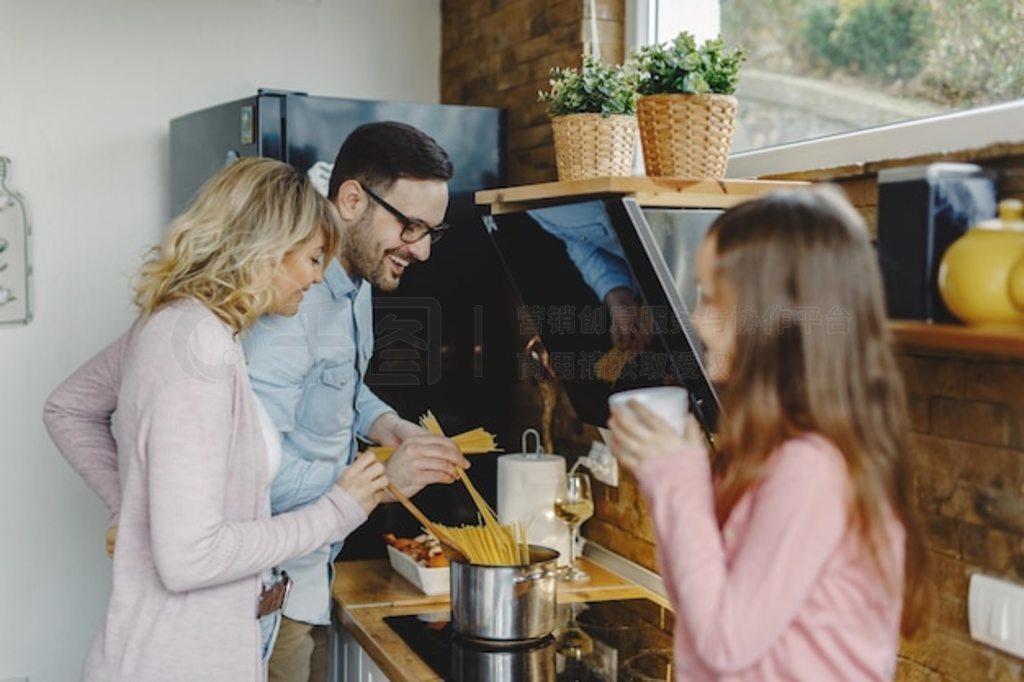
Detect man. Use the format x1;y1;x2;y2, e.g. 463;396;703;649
242;121;468;682
528;200;645;353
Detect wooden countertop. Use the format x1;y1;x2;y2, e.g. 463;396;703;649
332;556;647;609
332;557;669;682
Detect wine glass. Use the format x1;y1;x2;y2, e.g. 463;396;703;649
554;472;594;581
556;602;594;673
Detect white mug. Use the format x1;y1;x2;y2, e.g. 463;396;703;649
608;386;689;435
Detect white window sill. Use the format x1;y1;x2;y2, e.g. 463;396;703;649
727;99;1024;179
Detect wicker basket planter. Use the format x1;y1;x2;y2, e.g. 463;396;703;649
551;113;637;181
636;93;737;178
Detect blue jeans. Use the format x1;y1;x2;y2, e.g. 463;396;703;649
259;610;282;665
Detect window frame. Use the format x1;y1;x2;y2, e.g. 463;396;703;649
728;99;1024;178
625;0;1024;178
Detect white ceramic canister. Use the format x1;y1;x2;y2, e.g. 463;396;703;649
496;429;571;566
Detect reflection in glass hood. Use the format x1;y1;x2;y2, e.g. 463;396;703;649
485;197;722;437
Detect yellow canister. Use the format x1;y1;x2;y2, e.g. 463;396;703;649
938;199;1024;324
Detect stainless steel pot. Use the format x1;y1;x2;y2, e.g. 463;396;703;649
450;634;556;682
450;545;561;642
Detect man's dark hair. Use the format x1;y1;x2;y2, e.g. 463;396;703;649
327;121;453;201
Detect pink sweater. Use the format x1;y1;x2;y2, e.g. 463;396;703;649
43;300;367;682
635;435;904;681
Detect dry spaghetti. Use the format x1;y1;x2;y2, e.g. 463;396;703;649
419;411;530;566
368;426;500;462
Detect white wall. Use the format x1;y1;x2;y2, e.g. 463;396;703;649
0;1;440;679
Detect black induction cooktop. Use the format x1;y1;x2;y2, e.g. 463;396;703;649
384;597;674;681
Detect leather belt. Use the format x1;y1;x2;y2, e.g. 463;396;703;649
257;571;292;619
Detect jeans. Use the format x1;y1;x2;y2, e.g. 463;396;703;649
259;611;283;665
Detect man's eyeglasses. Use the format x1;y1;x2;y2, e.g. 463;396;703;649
360;183;449;245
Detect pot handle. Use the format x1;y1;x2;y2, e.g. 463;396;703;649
514;565;564;584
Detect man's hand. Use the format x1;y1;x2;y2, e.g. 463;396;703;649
383;434;469;500
335;451;389;515
367;412;424;447
388;418;431;444
605;287;646;353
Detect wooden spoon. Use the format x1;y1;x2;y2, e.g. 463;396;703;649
386;483;467;560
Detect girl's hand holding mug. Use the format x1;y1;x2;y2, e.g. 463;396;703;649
609;400;703;472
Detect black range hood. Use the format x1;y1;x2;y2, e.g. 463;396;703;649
485;196;722;438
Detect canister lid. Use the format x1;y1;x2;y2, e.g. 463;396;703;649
497;454;566;488
497;453;567;481
497;453;565;464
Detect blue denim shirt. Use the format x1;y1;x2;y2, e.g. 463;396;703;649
242;260;392;624
528;200;632;302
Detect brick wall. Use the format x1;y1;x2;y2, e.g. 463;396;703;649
439;3;1024;678
836;157;1024;681
440;0;625;185
536;155;1024;680
894;352;1024;680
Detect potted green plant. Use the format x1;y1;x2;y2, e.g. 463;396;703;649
538;54;638;181
631;32;744;178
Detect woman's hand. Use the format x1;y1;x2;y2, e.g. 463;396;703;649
608;400;703;472
106;526;118;558
335;451;389;515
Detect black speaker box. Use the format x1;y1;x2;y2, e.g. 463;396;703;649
877;163;997;322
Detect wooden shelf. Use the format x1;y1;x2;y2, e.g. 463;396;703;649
890;320;1024;357
475;176;809;214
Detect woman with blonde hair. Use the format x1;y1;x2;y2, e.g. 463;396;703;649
611;185;925;681
44;158;388;682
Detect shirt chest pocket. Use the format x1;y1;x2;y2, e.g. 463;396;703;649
300;364;355;437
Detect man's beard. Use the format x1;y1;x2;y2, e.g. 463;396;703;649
343;214;405;291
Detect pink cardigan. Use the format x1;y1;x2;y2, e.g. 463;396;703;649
43;299;367;682
635;435;905;681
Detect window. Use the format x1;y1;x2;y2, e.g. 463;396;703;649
627;0;1024;176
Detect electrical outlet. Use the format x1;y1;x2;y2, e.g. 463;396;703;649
968;573;1024;658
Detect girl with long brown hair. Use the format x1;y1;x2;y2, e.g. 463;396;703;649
610;185;924;681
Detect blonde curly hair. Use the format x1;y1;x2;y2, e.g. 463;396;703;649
134;158;340;333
